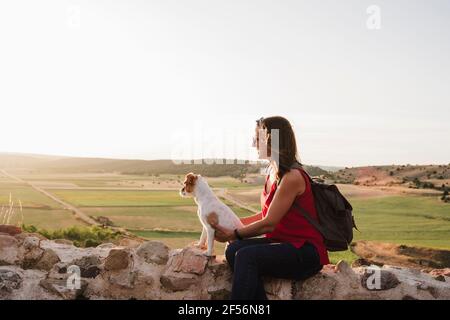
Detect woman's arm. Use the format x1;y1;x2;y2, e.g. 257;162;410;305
214;170;306;241
240;212;262;226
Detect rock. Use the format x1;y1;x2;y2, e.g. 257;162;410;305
104;249;131;271
23;236;41;250
433;275;446;282
296;272;339;299
14;232;47;245
159;247;209;292
81;265;101;278
117;237;143;248
39;278;88;300
70;255;102;277
206;256;230;279
207;286;231;300
351;258;372;268
20;236;45;269
264;277;295;300
165;247;209;275
39;239;110;264
335;260;361;290
106;270;138;288
136;241;169;265
0;266;60;300
350;241;450;271
35;249;61;271
84;248;160;299
0;225;22;236
336;260;353;275
428;268;450;278
0;235;20;265
96;243;116;249
160;272;198;291
361;268;400;291
0;269;22;292
53;239;74;246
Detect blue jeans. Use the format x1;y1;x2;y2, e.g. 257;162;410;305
225;237;323;300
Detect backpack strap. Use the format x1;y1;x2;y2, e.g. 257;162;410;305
288;161;325;236
291;201;325;236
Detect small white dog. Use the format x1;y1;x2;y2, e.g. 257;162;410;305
179;172;244;256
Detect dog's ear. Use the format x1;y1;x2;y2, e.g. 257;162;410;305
184;172;194;181
185;172;198;185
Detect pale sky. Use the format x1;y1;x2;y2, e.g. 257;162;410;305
0;0;449;167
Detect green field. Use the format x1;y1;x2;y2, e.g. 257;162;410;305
350;196;450;249
0;183;62;209
50;189;194;207
6;208;84;229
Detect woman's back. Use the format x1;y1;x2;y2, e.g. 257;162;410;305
261;167;330;265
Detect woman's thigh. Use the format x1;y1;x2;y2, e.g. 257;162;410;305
235;242;322;280
225;237;273;267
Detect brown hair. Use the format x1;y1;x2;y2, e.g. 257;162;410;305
256;116;302;182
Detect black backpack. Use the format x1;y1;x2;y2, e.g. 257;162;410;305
282;162;357;252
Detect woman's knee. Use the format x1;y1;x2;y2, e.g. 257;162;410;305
225;239;269;268
225;241;243;267
233;245;257;265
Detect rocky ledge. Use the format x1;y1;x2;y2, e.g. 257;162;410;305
1;231;449;300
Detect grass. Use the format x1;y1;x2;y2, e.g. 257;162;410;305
49;189;194;207
7;208;85;229
350;195;450;248
23;225;121;247
83;206;201;231
0;183;83;229
0;183;62;209
82;203;253;231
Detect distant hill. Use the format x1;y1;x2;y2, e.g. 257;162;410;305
0;153;328;179
331;164;450;190
315;165;344;172
0;153;64;168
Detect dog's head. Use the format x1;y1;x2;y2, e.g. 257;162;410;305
179;172;201;197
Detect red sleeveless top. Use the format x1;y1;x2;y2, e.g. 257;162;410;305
261;168;330;265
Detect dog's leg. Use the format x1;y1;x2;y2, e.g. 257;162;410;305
205;226;215;257
195;227;207;249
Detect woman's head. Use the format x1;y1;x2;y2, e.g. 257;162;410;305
252;116;301;181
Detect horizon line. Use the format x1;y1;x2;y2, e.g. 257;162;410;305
0;151;448;169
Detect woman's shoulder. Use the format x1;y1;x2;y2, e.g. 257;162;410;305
285;167;305;179
280;168;306;190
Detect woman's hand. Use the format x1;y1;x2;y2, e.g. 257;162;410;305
212;224;237;243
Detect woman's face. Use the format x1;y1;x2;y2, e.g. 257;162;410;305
252;125;270;159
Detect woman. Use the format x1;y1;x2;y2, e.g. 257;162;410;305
212;116;330;300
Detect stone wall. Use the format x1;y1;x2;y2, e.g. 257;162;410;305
1;231;449;300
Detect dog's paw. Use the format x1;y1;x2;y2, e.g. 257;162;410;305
204;252;216;258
